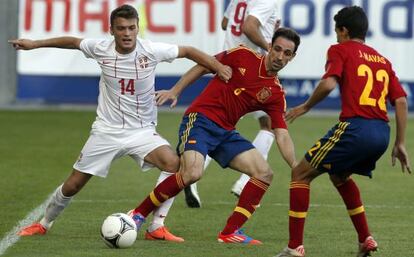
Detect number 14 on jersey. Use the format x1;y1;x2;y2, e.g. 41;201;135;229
118;79;135;95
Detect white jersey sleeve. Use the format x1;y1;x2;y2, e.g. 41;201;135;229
147;42;179;63
79;38;104;59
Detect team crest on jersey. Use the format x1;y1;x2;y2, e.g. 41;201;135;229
138;55;149;68
256;87;272;103
238;67;246;76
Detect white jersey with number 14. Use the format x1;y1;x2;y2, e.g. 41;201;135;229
80;38;178;131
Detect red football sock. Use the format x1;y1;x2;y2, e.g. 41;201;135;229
288;182;310;249
133;173;185;217
335;178;370;242
221;177;269;235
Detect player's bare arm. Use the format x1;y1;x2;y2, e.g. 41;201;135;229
177;46;232;82
155;65;209;108
392;97;411;174
8;37;82;50
242;15;270;52
273;128;296;168
286;76;337;123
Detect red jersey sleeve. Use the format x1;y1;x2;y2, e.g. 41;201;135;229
387;67;407;105
322;45;344;80
263;93;287;129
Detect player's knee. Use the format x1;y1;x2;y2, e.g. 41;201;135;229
291;165;313;183
162;156;180;173
180;168;202;185
253;165;273;183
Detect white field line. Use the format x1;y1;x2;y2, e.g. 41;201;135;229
0;194;53;256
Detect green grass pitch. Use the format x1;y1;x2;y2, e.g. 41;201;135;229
0;110;413;257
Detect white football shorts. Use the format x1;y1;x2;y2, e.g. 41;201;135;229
73;127;170;177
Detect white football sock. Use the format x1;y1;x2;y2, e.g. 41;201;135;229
149;171;175;232
40;184;72;230
252;129;275;160
203;155;213;170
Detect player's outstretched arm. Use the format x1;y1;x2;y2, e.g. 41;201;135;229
273;128;296;168
8;37;82;50
286;76;337;123
155;65;210;108
177;46;232;82
391;97;411;174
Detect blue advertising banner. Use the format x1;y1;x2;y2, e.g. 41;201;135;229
17;75;414;111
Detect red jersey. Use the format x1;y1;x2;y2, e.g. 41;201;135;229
322;40;406;122
185;47;286;131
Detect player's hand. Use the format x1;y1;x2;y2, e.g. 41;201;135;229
8;39;37;50
217;65;232;83
285;104;309;123
154;90;178;108
391;143;411;174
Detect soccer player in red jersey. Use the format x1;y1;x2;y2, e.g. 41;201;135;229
129;28;301;244
275;6;411;257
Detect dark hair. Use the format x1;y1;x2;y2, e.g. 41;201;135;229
334;6;368;40
271;27;301;53
110;4;139;26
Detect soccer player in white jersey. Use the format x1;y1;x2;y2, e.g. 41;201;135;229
9;4;231;241
184;0;281;208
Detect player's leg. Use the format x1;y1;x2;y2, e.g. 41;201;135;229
19;131;117;236
19;170;92;236
140;144;184;242
330;174;377;256
129;150;204;228
231;112;274;196
183;154;212;208
275;158;321;257
129;113;209;232
208;131;270;244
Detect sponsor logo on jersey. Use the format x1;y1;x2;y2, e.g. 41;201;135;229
238;67;246;76
188;139;197;144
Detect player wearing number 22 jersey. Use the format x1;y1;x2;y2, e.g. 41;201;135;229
309;40;407;177
275;6;410;257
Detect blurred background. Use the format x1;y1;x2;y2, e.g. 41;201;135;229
1;0;413;111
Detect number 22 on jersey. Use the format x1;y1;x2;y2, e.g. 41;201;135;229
358;64;389;112
118;79;135;95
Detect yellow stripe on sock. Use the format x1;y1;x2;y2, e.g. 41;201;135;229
289;210;307;218
149;191;161;207
249;178;268;191
348;206;365;216
234;207;252;218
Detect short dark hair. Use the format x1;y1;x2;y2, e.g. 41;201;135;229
271;27;301;53
334;6;368;40
110;4;139;26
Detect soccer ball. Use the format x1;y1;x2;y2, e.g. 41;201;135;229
100;213;137;248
